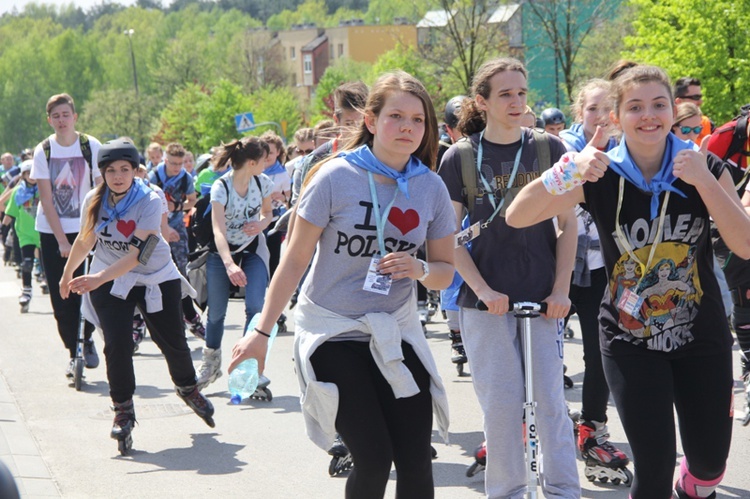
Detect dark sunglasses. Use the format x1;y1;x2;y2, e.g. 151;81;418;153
680;94;703;101
676;125;703;135
298;148;314;154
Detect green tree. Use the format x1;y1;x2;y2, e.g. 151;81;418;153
77;88;161;148
627;0;750;123
575;2;636;82
369;44;444;102
247;86;304;141
525;0;618;105
309;57;371;123
364;0;432;24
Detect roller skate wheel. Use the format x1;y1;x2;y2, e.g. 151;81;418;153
622;467;633;486
20;304;29;314
564;375;574;389
456;363;464;376
587;475;596;482
118;434;133;456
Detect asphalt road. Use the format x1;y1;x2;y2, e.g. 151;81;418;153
0;262;748;498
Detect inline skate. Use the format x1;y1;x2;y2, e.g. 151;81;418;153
449;330;468;376
466;440;486;477
250;375;273;401
277;313;288;335
196;347;222;390
111;399;136;455
19;287;31;313
176;386;215;428
578;420;632;485
328;435;353;476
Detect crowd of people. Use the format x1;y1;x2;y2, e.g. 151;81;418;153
1;57;749;499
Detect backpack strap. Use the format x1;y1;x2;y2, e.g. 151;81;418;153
78;133;94;188
456;138;478;217
531;129;552;172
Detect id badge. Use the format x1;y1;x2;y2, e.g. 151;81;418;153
455;221;481;248
363;255;392;295
617;287;644;317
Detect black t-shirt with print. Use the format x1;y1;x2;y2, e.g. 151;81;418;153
582;153;733;358
439;128;567;307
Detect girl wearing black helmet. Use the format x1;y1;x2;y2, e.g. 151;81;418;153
59;138;215;455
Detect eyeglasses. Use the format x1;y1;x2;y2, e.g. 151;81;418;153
676;125;703;135
297;148;314;155
680;94;703;101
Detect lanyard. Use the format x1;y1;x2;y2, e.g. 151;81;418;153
476;129;524;228
368;171;400;256
614;176;671;285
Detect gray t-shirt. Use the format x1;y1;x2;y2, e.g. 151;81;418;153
297;158;456;318
83;189;175;275
211;171;273;248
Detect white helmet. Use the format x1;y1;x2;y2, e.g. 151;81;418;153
20;160;33;174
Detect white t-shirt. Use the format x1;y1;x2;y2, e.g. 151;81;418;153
31;134;102;234
210;171;273;247
266;170;291;211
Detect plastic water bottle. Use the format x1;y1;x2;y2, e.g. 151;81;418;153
228;313;278;404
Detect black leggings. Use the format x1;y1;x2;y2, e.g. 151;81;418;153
40;232;94;357
731;304;750;376
311;341;434;499
20;245;36;288
90;279;197;403
569;267;610;422
603;349;733;498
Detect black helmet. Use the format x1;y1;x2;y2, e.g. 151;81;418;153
541;108;566;126
98;138;140;170
444;95;467;129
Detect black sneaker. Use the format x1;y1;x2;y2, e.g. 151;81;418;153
84;339;100;369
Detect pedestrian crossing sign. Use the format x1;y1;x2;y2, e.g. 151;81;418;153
235;112;255;133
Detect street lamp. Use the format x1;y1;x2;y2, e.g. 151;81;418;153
123;29;139;97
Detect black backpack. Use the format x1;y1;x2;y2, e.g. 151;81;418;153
190;176;262;250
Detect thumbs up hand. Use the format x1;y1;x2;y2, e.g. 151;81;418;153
575;126;611;183
673;138;711;187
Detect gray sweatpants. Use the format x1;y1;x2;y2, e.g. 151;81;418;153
460;307;580;499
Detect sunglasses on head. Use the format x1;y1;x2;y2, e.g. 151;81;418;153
676;125;703;135
680;94;703;101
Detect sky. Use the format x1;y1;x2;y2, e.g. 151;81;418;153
0;0;138;16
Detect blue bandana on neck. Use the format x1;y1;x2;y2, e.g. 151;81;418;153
605;134;693;219
14;181;38;207
96;178;153;233
560;124;618;153
263;160;286;176
155;163;187;192
338;144;429;198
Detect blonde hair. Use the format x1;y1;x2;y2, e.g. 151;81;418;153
674;102;702;126
571;79;611;123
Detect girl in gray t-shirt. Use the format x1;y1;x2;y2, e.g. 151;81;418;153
59;138;215;455
196;137;273;392
229;72;456;496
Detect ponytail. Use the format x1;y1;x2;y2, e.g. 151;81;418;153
80;182;107;241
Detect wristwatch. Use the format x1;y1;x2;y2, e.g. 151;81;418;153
416;258;430;281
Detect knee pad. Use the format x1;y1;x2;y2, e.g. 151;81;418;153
21;257;34;274
677;458;723;498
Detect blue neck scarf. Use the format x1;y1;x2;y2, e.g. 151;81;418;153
605;134;692;219
14;181;38;206
263;160;286;176
96;178;152;233
338;144;429;198
560;124;617;153
156;163;187;192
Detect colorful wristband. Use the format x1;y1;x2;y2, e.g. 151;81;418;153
541;152;585;195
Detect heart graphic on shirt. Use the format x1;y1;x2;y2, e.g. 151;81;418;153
116;220;136;237
388;208;419;235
